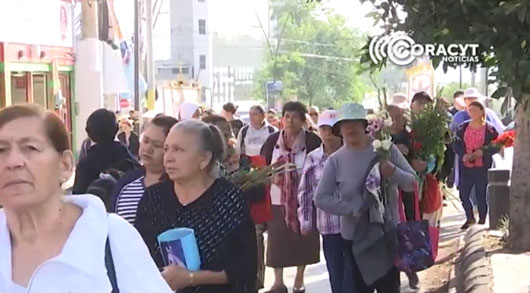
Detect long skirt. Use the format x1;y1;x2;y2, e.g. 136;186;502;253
266;205;320;268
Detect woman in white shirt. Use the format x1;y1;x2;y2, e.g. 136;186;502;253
0;104;172;293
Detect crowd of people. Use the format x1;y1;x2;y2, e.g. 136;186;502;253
0;89;506;292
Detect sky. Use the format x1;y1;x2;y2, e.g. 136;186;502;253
112;0;473;85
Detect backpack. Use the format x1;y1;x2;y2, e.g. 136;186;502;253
87;159;138;212
240;125;276;156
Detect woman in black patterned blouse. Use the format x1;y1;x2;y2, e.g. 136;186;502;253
135;120;257;292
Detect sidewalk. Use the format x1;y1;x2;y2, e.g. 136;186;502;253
260;199;466;293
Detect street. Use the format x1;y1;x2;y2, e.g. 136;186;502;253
261;198;466;293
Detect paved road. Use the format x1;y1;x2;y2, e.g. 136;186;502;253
260;199;466;293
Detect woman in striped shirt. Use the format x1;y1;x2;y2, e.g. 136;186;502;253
112;115;178;224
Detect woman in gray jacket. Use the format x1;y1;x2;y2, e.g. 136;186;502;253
315;103;417;293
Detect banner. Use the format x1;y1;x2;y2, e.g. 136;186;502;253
0;0;74;47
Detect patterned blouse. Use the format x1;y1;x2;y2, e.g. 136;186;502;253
464;125;486;168
135;178;257;293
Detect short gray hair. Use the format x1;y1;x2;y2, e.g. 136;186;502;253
171;120;226;171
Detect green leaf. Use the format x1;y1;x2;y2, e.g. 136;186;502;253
492;87;508;99
522;40;528;50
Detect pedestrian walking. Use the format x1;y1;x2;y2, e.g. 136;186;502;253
388;94;416;222
135;120;257;292
179;102;202;121
73;109;139;195
267;109;282;129
308;106;319;125
112;115;178;225
297;110;344;293
236;105;277;158
0;104;172;293
453;100;499;229
236;105;277;291
118;116;140;158
260;101;321;293
222;102;245;137
202;115;240;175
315;102;416;293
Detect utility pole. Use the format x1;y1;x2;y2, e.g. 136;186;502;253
145;0;156;111
76;0;103;155
134;0;141;113
81;0;98;39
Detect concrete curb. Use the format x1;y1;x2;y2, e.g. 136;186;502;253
448;235;464;293
456;226;492;293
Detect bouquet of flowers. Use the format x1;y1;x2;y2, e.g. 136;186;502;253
367;111;394;158
228;155;296;192
484;130;516;150
409;99;452;174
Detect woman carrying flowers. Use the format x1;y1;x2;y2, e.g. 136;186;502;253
453;100;500;229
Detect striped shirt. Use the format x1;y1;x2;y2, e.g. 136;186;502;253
115;177;146;225
297;146;341;235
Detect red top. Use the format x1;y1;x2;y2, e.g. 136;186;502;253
464;125;486;168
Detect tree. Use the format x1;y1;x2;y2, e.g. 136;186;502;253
438;82;471;102
357;0;530;250
254;0;372;109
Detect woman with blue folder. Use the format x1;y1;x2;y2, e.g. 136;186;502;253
135;120;257;292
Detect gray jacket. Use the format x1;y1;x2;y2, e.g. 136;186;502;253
314;143;416;284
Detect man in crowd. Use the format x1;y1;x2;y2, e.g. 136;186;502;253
297;110;344;293
449;90;466;116
267;109;281;129
235;105;277;291
236;105;277;157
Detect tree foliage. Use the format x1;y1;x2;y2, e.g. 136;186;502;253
254;0;372;109
358;0;530;100
357;0;530;250
438;82;471;102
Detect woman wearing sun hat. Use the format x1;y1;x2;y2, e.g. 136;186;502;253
315;102;416;293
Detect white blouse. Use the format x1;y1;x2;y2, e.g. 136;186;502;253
0;194;173;293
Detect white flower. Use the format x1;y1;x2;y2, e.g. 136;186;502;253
372;139;382;149
382;140;392;151
384;119;393;127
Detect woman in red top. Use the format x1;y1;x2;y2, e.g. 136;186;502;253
453;101;499;229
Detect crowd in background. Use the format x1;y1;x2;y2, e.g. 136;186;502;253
0;88;506;292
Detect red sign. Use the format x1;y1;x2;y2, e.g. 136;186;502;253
119;99;130;108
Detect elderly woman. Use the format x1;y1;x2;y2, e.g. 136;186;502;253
135;120;257;292
112;115;178;224
315;103;416;293
0;104;172;292
260;101;322;293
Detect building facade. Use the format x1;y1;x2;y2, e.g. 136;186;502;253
0;0;75;136
156;0;213;105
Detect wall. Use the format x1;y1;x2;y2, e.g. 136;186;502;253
170;0;194;66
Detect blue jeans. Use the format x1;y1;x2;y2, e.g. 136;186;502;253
459;166;489;222
323;234;345;293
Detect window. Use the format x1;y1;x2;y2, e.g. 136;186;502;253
198;19;206;35
172;67;189;74
199;55;206;70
